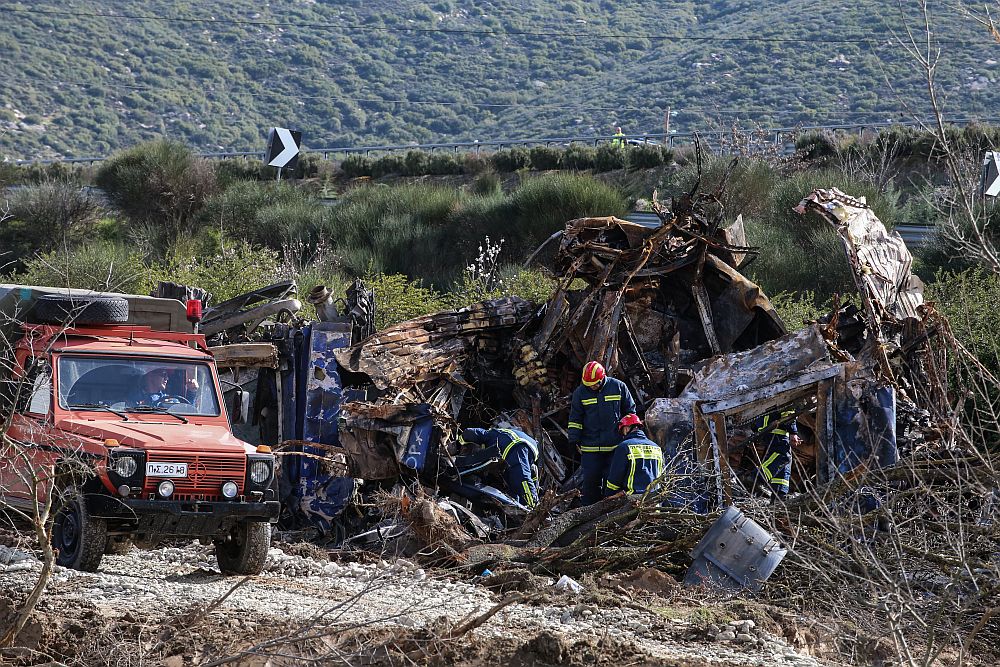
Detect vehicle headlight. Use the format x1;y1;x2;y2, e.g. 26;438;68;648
249;459;272;484
158;480;174;498
221;481;239;498
110;455;138;478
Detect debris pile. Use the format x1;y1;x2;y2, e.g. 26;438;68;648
199;174;977;597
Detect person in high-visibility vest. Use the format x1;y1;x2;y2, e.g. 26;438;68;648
458;427;540;508
611;126;626;148
568;361;637;505
752;410;800;501
604;414;663;497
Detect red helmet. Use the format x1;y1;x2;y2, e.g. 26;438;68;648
618;414;642;432
581;361;606;388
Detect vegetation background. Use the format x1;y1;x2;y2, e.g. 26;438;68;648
2;1;1000;159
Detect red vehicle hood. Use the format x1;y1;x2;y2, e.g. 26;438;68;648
57;419;251;454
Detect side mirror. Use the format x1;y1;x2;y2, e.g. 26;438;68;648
231;388;250;425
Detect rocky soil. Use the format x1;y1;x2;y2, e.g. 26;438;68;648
0;539;835;666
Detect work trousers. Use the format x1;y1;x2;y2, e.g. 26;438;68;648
758;439;792;498
580;450;614;505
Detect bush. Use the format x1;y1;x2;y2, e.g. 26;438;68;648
490;148;531;172
529;146;562;171
253;199;329;250
403;150;430;176
627;144;667;170
425;152;463;175
340;154;373;178
471;172;501;197
594;144;626;172
365;271;446;330
5;182;103;256
795;130;840;160
461;152;491;175
96;139;217;234
561;145;596;170
371;153;406;178
196;181;316;247
214;158;265;186
158;239;283;303
8;240;156;294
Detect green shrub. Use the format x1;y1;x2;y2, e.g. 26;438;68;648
214;158;264;186
461;152;492;175
471;172;501;197
253;199;329;250
196;181;315;246
627;144;667;170
95;139;217;233
594;144;626;172
403;150;430;176
529;146;562;170
768;291;828;332
365;271;446;329
561;144;596;170
371;154;406;178
9;240;156;294
490;148;531;172
426;152;463;175
341;154;373;178
795;130;839;160
159;239;283;303
3;182;103;265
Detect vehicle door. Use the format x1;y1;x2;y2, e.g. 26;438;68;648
1;356;57;504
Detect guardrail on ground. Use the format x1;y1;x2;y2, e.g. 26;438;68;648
16;118;999;167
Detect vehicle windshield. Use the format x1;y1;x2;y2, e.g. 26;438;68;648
57;356;221;417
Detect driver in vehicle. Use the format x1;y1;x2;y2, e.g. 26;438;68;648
131;368;198;407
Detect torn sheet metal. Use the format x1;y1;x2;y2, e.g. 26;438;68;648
795;188;924;324
334;297;535;392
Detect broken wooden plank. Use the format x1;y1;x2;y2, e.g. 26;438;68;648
209;343;279;369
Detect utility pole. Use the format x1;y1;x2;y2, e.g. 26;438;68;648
664;106;671;137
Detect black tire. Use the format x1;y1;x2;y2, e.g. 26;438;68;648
52;493;107;572
214;522;270;575
31;294;129;325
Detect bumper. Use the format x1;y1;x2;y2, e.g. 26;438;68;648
86;494;280;538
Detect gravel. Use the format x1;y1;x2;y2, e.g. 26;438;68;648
0;543;829;666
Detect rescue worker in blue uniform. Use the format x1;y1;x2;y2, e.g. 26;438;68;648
568;361;637;505
604;414;663;497
458;427;540;508
753;410;799;501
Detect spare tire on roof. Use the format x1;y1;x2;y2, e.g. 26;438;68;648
30;294;130;325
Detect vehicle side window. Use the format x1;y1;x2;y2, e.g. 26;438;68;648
25;362;52;416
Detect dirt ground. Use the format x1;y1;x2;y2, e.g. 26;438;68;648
0;534;846;667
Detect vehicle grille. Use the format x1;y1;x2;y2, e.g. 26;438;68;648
144;452;245;501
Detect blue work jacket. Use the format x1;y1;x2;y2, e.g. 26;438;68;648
567;377;637;452
604;428;663;496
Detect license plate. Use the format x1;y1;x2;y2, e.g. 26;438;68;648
146;462;188;478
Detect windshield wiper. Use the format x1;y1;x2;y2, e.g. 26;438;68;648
127;405;189;424
67;403;131;422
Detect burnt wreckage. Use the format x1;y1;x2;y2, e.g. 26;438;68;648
203;182;949;573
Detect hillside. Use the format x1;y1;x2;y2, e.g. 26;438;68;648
1;0;999;159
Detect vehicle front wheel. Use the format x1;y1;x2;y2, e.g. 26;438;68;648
52;493;107;572
214;522;270;575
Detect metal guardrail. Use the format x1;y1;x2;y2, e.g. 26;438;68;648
16;118;999;167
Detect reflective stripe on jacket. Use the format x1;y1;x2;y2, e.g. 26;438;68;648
567;377;636;451
604;428;663;496
459;427;540;507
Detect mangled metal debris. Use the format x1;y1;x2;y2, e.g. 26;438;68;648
189;175;956;593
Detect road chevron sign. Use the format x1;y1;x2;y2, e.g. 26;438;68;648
265;127;302;169
982;151;1000;197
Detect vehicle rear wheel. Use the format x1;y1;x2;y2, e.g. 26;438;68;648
52;493;107;572
214;522;270;575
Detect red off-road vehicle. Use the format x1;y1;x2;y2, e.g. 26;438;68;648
0;292;278;574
